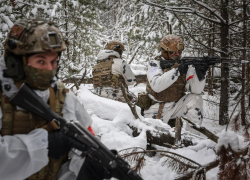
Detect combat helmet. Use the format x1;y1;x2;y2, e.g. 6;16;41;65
158;35;184;60
158;35;184;52
4;18;66;90
105;41;125;56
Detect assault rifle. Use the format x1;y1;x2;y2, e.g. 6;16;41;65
10;83;143;180
160;56;247;81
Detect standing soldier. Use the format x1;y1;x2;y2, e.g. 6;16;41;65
92;41;136;102
144;35;208;128
0;18;106;180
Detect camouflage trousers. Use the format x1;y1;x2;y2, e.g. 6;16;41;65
144;93;204;128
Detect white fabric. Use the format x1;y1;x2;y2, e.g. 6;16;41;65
112;58;136;86
96;50;120;60
147;60;205;94
62;90;92;128
144;94;204;126
0;129;49;180
146;58;206;126
57;152;85;180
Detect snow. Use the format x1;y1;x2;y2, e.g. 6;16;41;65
75;84;226;180
215;129;247;152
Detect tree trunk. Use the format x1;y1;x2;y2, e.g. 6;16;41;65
219;0;229;125
241;0;247;125
174;117;182;146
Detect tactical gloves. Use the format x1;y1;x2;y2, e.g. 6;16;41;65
48;131;87;159
79;154;112;180
77;150;126;180
194;64;209;81
177;63;188;75
195;64;209;75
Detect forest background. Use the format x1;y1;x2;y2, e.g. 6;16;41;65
0;0;250;179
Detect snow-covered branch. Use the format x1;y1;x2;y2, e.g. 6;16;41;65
142;0;223;24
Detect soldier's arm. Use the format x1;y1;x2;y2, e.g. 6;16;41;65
0;127;49;180
120;60;136;86
185;65;206;94
147;60;179;93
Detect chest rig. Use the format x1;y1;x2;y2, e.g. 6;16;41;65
92;56;127;90
0;82;69;180
146;57;186;103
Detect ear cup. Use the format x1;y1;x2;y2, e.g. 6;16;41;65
3;54;25;80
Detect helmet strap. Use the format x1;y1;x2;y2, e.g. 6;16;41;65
22;55;28;66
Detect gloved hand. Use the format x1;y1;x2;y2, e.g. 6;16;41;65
77;150;125;180
194;64;209;81
196;64;209;75
48;131;87;159
80;155;112;180
177;63;188;75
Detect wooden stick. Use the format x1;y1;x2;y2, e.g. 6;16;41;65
120;84;139;119
181;117;218;143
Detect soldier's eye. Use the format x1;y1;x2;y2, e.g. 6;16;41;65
38;60;44;64
51;59;58;64
169;51;174;54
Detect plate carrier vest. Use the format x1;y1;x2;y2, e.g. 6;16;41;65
0;82;69;180
146;56;186;103
92;56;127;90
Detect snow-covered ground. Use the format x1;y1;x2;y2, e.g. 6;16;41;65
70;83;227;180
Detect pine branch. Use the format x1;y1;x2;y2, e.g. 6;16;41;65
119;148;219;179
161;153;198;173
226;84;250;131
119;147;146;174
175;159;219;180
160;151;201;168
231;113;240;132
217;145;249;180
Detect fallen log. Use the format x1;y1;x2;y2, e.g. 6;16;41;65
129;121;194;148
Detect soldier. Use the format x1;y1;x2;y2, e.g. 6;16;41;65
0;18;105;180
92;41;136;102
144;35;208;128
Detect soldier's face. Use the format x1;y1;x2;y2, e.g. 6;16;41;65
27;52;59;70
169;50;182;60
161;49;182;60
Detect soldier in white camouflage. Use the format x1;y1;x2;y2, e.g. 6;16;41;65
92;41;136;102
0;18;101;180
144;35;208;128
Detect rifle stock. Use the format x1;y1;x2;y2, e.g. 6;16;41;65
10;83;143;180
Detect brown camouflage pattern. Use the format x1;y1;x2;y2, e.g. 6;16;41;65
0;82;68;180
23;65;57;90
158;35;184;52
105;41;125;51
92;57;126;89
105;41;125;56
4;18;66;56
146;67;186;102
136;93;152;110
